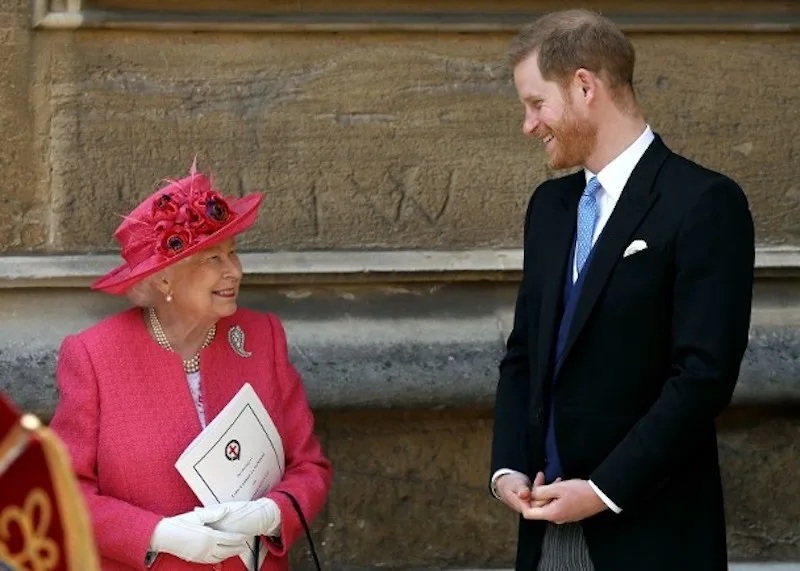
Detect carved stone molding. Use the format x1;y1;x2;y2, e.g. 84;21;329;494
0;247;798;288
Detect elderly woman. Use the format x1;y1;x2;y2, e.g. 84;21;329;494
50;162;332;571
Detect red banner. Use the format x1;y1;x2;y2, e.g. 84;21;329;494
0;393;99;570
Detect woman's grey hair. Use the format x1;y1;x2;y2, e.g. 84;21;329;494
125;255;195;307
125;274;163;308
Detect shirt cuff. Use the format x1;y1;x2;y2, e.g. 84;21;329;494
588;479;622;514
490;468;529;500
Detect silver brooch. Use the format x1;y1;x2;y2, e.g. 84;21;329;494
228;325;252;358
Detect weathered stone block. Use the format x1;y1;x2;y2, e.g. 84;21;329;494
0;4;48;253
25;31;798;253
313;411;514;568
632;35;800;246
0;0;29;30
721;410;800;561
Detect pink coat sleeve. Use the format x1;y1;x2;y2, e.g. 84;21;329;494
50;335;163;570
263;315;333;557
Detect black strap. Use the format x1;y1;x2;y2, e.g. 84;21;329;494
279;491;322;571
255;491;322;571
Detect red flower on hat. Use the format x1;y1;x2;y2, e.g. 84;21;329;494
147;183;236;260
151;193;180;223
150;194;197;258
157;224;194;258
190;190;232;233
176;203;201;229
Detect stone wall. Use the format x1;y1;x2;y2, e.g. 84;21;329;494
2;1;799;253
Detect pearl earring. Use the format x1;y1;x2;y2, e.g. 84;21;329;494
166;292;173;303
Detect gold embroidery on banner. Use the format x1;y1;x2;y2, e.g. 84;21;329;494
0;488;60;571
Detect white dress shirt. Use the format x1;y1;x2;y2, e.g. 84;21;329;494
573;126;655;282
492;126;655;514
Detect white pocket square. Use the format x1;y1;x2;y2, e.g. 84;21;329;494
623;239;648;258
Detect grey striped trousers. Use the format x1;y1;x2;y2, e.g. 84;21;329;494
537;522;595;571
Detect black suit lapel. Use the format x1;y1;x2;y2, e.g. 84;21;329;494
558;137;671;370
535;173;583;387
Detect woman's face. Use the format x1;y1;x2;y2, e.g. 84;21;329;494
165;238;243;325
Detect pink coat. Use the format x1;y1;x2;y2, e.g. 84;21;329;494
50;307;332;571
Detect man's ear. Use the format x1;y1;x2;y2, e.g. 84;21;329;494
574;68;597;102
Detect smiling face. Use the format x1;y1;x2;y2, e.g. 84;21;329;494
163;238;243;325
514;53;597;170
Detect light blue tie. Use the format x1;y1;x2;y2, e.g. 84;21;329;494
575;177;602;276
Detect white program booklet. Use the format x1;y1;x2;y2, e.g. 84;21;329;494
175;382;285;571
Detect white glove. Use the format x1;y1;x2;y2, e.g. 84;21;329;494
150;505;251;564
202;498;281;537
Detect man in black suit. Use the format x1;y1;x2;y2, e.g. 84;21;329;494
490;9;754;571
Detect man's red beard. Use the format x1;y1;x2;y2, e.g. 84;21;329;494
543;104;597;171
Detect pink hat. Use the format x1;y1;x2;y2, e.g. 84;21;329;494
92;161;263;295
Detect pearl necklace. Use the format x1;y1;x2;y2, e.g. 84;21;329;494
147;307;216;374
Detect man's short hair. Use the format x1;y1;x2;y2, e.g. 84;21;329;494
508;9;635;95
